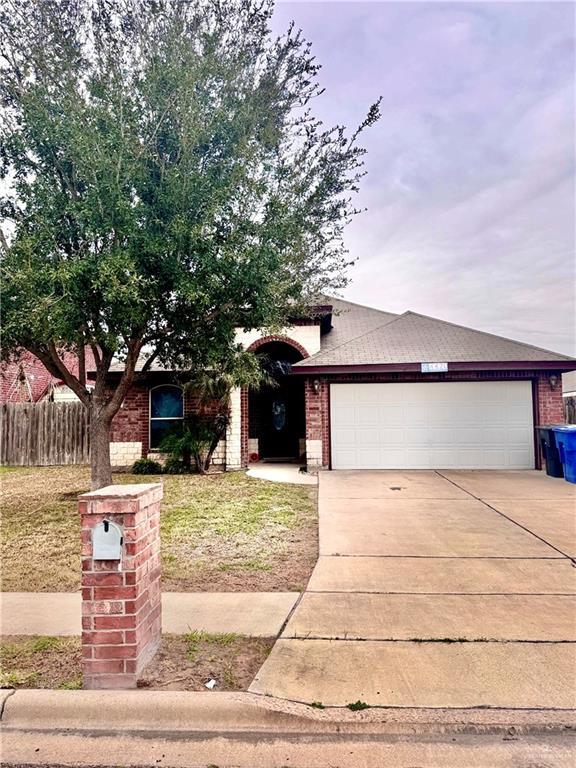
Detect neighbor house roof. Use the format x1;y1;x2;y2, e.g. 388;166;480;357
1;348;97;404
294;306;575;371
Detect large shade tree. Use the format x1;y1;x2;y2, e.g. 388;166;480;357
0;0;380;488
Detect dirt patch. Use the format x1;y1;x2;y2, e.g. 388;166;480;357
138;633;274;691
0;634;274;691
1;466;317;592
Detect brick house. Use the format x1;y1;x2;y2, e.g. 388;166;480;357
0;349;96;404
104;298;575;471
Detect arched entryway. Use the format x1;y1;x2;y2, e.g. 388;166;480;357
248;339;306;462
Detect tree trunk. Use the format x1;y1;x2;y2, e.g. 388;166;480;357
90;410;113;490
203;425;227;472
194;449;207;475
203;408;230;472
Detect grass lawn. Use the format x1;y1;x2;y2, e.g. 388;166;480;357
0;465;317;592
0;633;274;691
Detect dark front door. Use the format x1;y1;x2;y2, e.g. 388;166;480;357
257;380;304;460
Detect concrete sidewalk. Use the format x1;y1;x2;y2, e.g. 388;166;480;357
0;592;299;637
250;470;576;708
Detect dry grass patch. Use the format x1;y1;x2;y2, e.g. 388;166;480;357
0;466;89;592
0;634;273;692
0;635;82;689
0;465;317;592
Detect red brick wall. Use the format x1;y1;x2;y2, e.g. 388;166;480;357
535;374;564;425
109;382;222;459
110;383;149;454
304;378;330;467
246;335;310;358
111;370;566;469
79;483;163;689
1;354;53;403
300;370;565;470
240;387;249;467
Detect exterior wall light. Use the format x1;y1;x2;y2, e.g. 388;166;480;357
548;374;559;390
312;379;321;395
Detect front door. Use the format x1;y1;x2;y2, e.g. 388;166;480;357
259;386;303;459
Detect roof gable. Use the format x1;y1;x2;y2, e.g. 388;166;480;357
319;297;398;352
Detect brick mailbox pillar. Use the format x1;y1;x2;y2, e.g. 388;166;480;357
79;483;163;689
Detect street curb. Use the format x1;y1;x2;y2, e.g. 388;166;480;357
1;689;575;737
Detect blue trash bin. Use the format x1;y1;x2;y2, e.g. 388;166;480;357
551;426;576;484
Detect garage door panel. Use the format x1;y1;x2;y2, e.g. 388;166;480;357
480;448;508;465
480;404;506;422
506;404;533;421
454;427;487;444
330;382;534;470
507;449;534;467
356;428;380;445
357;405;378;425
402;425;428;444
357;450;384;468
405;449;434;468
431;405;459;424
335;405;356;425
428;427;454;443
401;406;429;426
355;384;387;403
430;448;455;466
483;427;512;443
377;405;404;425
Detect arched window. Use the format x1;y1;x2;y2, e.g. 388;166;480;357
149;385;184;449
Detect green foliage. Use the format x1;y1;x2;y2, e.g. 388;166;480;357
310;701;325;709
30;636;60;652
185;630;239;661
190;349;274;408
184;349;274;471
159;415;216;473
131;458;163;475
1;0;379;373
347;700;370;711
162;457;188;475
0;0;380;486
0;670;39;688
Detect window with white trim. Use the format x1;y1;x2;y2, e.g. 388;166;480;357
149;385;184;449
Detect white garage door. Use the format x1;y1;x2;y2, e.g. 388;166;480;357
330;381;534;470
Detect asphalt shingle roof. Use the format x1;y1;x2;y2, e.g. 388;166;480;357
295;308;574;367
105;297;574;372
319;297;398;352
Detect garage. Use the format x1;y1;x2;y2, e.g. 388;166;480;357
330;381;535;470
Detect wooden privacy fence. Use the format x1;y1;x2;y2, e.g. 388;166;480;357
565;396;576;425
1;401;90;466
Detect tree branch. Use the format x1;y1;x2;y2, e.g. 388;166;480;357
89;341;102;369
78;335;86;387
105;339;143;417
139;347;159;374
29;343;91;406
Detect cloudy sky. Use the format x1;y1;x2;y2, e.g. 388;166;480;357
272;1;575;355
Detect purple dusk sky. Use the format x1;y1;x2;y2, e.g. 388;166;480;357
272;1;575;355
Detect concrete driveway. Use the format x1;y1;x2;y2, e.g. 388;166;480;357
250;470;576;708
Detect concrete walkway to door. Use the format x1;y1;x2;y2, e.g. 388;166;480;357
249;470;576;708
